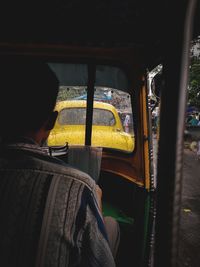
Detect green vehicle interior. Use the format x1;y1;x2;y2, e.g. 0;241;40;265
0;1;200;267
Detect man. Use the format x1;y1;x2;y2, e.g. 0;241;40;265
188;114;199;126
123;114;130;133
0;59;119;267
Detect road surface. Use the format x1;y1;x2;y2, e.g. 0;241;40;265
178;148;200;267
152;136;200;267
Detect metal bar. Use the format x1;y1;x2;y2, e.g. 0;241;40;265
85;64;96;145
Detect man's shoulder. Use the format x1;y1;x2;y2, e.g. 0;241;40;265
34;153;96;190
0;144;96;191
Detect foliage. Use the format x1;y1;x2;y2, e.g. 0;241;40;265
188;57;200;108
57;86;86;101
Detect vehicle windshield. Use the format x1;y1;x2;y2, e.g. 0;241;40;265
48;63;135;152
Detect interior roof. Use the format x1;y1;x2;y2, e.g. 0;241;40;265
0;1;199;60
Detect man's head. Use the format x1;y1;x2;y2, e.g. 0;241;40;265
0;58;59;143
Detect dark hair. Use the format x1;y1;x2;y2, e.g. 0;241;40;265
0;58;59;137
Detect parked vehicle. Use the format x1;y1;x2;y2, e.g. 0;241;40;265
48;100;134;151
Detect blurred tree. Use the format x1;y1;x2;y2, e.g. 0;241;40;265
188;58;200;108
188;36;200;108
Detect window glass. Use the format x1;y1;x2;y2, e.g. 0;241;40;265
93;65;134;152
59;108;86;125
93;109;115;126
95;65;129;91
59;108;115;126
47;63;135;152
49;63;88;86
